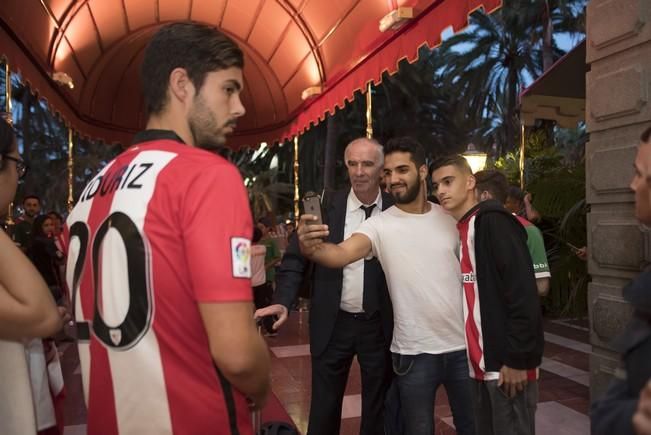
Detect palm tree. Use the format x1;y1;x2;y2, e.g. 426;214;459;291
431;0;585;154
539;0;586;71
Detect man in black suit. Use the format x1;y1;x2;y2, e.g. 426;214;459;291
255;137;394;435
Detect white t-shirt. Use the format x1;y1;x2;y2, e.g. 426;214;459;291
355;203;466;355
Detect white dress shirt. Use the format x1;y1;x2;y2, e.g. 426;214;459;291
340;189;382;313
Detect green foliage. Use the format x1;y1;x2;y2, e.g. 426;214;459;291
527;166;584;220
493;152;520;184
232;141;295;221
492;124;588;316
542;198;588;317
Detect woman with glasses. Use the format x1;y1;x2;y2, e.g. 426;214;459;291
2;153;27;178
0;115;62;435
0;117;60;338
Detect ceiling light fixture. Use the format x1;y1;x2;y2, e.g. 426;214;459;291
52;71;74;89
301;85;322;101
379;7;413;32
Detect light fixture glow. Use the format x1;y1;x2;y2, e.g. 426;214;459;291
462;143;487;173
52;71;74;89
301;86;322;101
379;7;413;32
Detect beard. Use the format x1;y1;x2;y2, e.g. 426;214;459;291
188;95;229;151
390;179;421;204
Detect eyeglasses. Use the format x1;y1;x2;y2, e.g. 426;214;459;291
1;155;28;179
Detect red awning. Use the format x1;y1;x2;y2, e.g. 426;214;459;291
0;0;501;148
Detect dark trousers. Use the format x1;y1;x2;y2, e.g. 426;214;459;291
253;282;274;333
471;379;538;435
391;350;475;435
308;310;391;435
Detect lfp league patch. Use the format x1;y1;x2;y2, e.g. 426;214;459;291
231;237;252;278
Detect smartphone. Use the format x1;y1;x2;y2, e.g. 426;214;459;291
302;192;323;225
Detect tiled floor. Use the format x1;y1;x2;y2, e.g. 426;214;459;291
265;316;592;435
60;315;592;435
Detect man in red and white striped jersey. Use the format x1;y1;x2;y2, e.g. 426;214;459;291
65;23;270;435
431;155;543;435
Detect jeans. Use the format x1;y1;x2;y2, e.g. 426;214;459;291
392;350;475;435
471;379;538;435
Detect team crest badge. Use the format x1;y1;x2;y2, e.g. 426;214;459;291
231;237;252;278
110;329;122;346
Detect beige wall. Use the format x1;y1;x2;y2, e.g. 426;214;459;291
586;0;651;399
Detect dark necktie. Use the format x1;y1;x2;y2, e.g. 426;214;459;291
361;204;376;220
361;203;378;315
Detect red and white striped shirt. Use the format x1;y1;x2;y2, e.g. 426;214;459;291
457;208;537;381
65;131;254;434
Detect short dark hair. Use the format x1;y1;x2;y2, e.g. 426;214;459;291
641;126;651;144
23;195;41;205
32;214;51;239
507;185;524;202
429;154;472;176
0;115;15;156
258;216;272;229
47;210;63;221
252;227;263;243
141;22;244;115
474;170;509;204
384;137;426;168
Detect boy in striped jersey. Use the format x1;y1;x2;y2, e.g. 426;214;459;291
431;155;543;435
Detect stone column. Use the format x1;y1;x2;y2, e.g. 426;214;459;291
586;0;651;400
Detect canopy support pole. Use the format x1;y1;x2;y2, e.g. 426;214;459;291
365;82;373;139
67;127;74;212
520;123;526;190
293;135;300;220
4;62;13;226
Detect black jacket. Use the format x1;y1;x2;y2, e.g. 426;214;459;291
470;200;544;371
28;236;61;288
274;188;394;357
591;268;651;435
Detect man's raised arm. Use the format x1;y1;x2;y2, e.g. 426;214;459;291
297;214;372;268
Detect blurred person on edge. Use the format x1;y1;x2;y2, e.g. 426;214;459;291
592;126;651;435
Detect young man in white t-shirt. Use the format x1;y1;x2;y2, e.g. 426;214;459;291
297;137;474;435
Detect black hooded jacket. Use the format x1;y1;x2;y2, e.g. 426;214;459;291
461;199;544;373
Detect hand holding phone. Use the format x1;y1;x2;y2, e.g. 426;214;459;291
298;193;329;256
302;192;323;225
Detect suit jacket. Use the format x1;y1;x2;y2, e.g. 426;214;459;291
274;188;394;357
